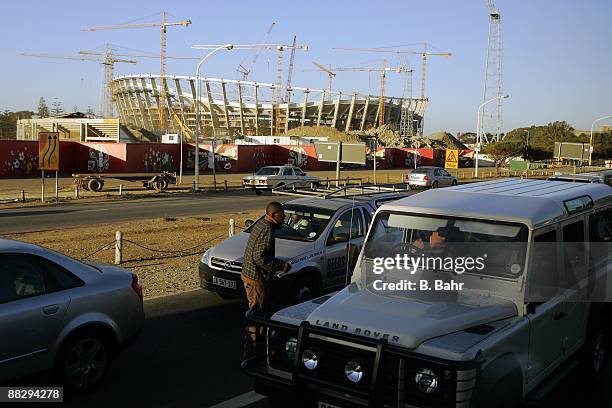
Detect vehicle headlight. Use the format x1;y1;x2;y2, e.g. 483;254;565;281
415;368;438;394
344;360;364;383
301;349;318;370
201;249;212;266
284;337;298;359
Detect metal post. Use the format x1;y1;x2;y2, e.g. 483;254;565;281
179;128;183;184
224;180;228;191
55;171;58;203
229;218;235;237
373;138;377;185
21;189;25;203
75;184;79;199
115;231;123;265
119;184;123;196
41;170;45;203
335;141;342;187
194;45;233;191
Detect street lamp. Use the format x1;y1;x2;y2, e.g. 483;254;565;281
589;115;612;166
475;94;510;177
192;43;233;191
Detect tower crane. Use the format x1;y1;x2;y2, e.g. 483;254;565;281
84;12;191;132
332;44;451;98
334;63;412;127
236;21;275;80
21;50;137;118
309;61;336;98
284;35;298;103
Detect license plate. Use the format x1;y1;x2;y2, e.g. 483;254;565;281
213;276;237;290
318;402;342;408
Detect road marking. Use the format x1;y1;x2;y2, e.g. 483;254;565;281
208;391;266;408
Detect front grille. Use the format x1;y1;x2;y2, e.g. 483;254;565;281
210;257;243;273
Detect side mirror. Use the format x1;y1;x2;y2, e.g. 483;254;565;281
245;219;254;228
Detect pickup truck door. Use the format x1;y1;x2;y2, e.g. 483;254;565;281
323;208;366;288
526;228;566;385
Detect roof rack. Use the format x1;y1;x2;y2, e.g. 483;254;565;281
273;180;412;200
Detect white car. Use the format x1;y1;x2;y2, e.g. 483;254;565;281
243;166;320;194
405;166;458;189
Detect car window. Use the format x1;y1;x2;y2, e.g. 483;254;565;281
0;253;82;303
255;167;279;176
282;168;294;176
590;208;612;242
562;221;586;284
294;168;305;176
362;208;372;226
434;169;442;176
328;209;364;245
440;169;450;176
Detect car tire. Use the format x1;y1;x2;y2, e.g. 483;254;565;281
55;329;113;393
87;179;104;192
431;181;438;189
273;183;284;196
155;178;169;192
290;273;319;304
580;317;609;382
451;179;458;186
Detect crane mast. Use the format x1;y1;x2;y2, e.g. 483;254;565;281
482;0;504;142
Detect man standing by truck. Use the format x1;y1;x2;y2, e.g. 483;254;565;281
241;201;291;316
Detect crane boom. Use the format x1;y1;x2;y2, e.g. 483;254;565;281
284;35;297;102
84;12;191;132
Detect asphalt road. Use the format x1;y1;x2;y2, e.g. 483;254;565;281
0;192;278;234
3;289;610;407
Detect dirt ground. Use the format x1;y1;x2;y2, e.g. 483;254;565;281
5;211;261;299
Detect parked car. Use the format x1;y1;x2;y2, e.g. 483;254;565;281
404;166;458;188
242;179;612;407
243;166;320;194
0;239;144;392
199;186;413;304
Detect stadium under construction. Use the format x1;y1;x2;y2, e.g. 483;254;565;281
110;74;428;140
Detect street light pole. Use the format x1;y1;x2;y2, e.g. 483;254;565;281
589;115;612;166
194;44;233;191
475;94;509;177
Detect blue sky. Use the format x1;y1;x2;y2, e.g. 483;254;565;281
1;0;610;134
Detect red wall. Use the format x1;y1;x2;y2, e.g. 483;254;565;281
0;141;473;178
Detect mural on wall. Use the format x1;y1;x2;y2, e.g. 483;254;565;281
404;149;422;169
144;147;174;172
251;148;267;169
88;145;110;172
287;146;308;167
212;145;238;171
1;146;38;175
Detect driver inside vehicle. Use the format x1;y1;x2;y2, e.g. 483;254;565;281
413;227;449;253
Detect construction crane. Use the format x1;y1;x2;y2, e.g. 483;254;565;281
192;42;307;135
332;44;451;98
284;35;298;103
334;63;412;127
21;50;137;118
236;21;275;80
309;61;336;98
482;0;504;142
84;12;192;132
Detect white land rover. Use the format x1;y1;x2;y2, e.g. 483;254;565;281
199;185;413;304
242;178;611;407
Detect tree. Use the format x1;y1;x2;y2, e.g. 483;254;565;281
50;98;64;116
481;140;525;167
37;97;49;117
459;132;476;144
0;110;34;139
505;121;579;160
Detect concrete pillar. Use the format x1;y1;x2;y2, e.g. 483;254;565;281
345;93;357;132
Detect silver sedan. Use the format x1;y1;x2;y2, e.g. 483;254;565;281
404;166;458;188
0;239;144;392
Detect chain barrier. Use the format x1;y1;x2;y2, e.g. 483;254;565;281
81;240;116;260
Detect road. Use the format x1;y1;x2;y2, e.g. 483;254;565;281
3;289;610;407
0;192;278;234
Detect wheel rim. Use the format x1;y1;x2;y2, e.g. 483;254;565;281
593;332;606;374
432;182;438;188
64;338;108;388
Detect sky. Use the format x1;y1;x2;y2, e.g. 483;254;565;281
1;0;610;134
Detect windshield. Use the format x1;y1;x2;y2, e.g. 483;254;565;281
256;167;280;176
244;204;335;242
363;211;529;277
276;204;335;242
